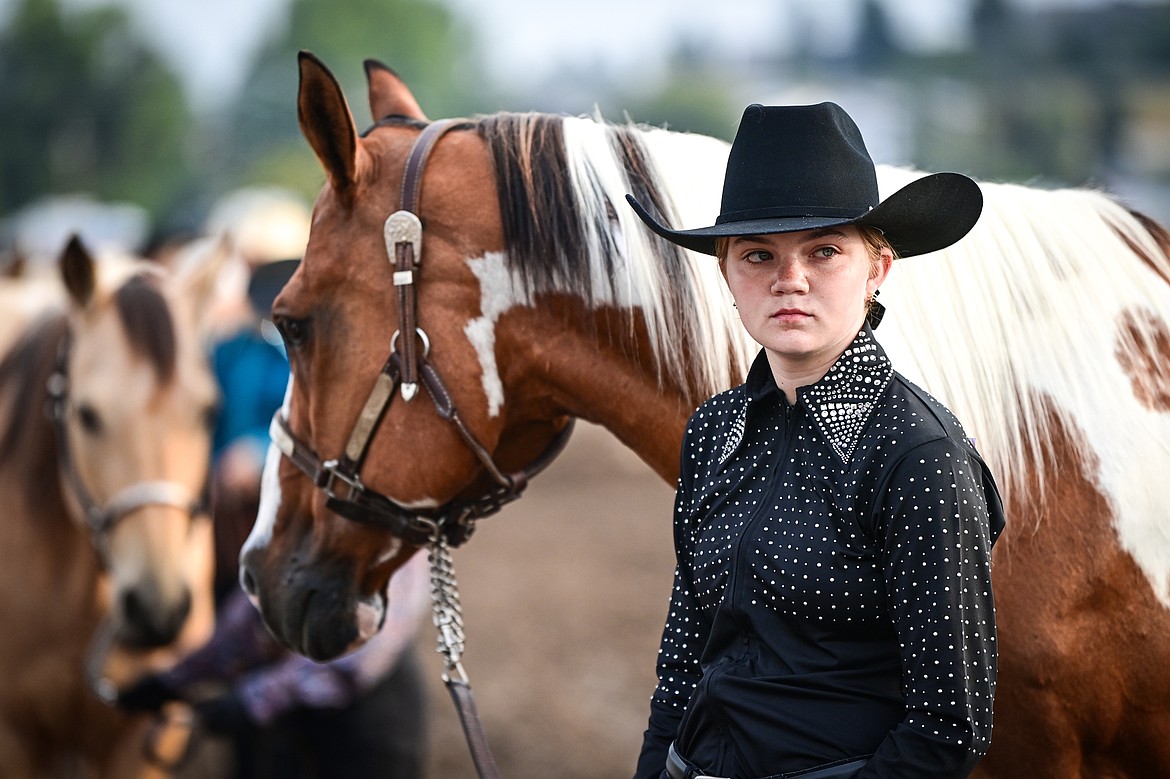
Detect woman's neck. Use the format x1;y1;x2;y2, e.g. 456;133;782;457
766;354;837;405
765;335;859;404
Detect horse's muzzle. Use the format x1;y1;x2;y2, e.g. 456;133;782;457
117;584;191;648
240;550;378;661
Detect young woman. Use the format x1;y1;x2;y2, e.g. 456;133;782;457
626;102;1005;779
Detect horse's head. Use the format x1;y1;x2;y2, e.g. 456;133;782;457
56;236;221;649
239;53;574;661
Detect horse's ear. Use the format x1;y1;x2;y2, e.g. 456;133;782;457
298;51;360;198
60;234;96;308
364;59;428;122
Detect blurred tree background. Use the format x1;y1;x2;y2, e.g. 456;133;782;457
1;0;1169;244
0;0;191;219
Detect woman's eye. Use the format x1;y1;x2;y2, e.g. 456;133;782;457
813;246;840;259
274;315;309;348
744;250;771;264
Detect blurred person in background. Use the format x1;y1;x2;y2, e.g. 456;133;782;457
120;188;432;779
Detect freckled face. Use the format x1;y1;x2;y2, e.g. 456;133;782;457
721;226;891;374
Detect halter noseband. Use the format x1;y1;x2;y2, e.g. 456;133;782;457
46;330;208;560
269;118;574;548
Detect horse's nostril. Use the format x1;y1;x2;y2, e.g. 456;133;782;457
240;564;258;597
120;587;190;648
174;588;192;628
122;589;148;628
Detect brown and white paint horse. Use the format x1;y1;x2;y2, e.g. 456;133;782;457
0;237;221;777
240;52;1170;777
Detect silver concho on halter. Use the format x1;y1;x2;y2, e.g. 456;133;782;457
384;210;422;265
384;210;425;400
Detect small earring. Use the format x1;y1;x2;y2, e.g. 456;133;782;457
865;289;886;329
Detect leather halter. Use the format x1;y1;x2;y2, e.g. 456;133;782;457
269;118;575;547
46;330;207;561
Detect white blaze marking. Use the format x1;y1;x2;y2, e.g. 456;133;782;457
242;377;293;557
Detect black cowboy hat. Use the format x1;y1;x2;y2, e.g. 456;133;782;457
247;257;299;318
626;102;982;258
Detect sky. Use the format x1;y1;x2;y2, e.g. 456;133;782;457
3;0;1160;113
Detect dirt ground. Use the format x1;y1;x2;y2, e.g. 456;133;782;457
172;422;676;778
418;422;677;779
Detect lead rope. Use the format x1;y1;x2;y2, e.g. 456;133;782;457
428;538;502;779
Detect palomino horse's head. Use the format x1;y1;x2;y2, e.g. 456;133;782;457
53;236;221;648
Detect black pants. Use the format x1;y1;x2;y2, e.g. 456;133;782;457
231;645;429;779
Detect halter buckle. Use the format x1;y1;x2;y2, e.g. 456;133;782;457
384;211;423;266
319;459;365;503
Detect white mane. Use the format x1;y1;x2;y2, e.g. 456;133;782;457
561;116;755;400
877;171;1170;600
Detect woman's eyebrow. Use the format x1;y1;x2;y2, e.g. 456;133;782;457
806;228;849;240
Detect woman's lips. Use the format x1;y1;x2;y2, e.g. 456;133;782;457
771;308;810;322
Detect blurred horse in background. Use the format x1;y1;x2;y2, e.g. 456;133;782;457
240;52;1170;777
0;236;223;777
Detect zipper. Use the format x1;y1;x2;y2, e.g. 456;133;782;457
725;398;797;620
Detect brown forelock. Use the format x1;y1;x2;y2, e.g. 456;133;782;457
480;113;683;302
114;273;177;385
478;112;584;297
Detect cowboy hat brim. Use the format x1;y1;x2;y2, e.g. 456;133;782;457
627;171;982;259
247;258;299;317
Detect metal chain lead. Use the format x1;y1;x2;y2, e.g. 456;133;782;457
428;538;469;683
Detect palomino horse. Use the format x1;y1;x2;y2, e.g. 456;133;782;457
240;52;1170;777
0;237;221;777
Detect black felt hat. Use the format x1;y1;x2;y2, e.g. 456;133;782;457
626;102;982;258
247;258;299;318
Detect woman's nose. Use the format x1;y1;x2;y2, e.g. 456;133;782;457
770;258;807;293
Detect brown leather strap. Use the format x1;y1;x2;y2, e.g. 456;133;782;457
396;241;421;394
418;360;515;488
400;119;458;214
446;677;501;779
394;118;458;398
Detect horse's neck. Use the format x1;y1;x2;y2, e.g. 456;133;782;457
485;117;752;482
555;125;750;480
511;304;699;484
562;353;693;484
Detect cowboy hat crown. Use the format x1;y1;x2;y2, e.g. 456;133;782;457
626;102;982;258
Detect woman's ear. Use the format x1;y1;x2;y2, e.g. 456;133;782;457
867;250;893;295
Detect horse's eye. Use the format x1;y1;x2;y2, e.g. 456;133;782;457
76;403;102;435
274;315;309;348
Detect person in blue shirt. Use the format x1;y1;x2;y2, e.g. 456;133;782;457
207;254;298;601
